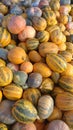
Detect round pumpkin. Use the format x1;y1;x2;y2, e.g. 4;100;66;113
38;95;54;119
3;83;23;100
27;72;42;88
39;42;59;57
0;66;13;87
26;38;39;50
12;99;37;124
45;120;70;130
18;26;36;41
0;123;8;130
12;122;36;130
28;50;42;63
20;61;33;74
36;30;49;43
46;53;67;73
33;62;52;77
47;106;62;121
8;47;27;64
32;16;47;31
13;71;28;86
7;15;26;34
40;78;54;93
0;100;16;125
0;27;11;47
55;92;73;111
23;88;41;106
0;2;8;14
59;51;72;62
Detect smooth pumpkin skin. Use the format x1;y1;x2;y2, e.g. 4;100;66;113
33;62;52;77
59;51;72;62
0;59;6;67
7;15;26;34
0;27;11;47
47;106;62;121
0;123;8;130
32;16;47;31
46;53;67;73
28;50;42;63
0;100;16;125
0;91;2;102
39;42;59;57
8;47;27;64
38;95;54;119
55;92;73;111
23;88;41;106
12;99;37;124
45;120;70;130
20;61;33;74
3;83;23;100
63;110;73;129
0;66;13;87
12;122;36;130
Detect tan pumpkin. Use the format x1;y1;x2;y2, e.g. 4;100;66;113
32;16;47;31
28;50;42;63
8;47;27;64
59;51;72;62
33;62;52;77
55;92;73;111
3;83;23;100
0;66;13;87
50;29;66;45
39;42;59;57
7;15;26;34
20;61;33;74
47;106;62;121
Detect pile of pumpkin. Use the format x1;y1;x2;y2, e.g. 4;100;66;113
0;0;73;130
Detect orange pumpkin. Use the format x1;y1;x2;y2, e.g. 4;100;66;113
20;61;33;74
8;47;27;64
7;15;26;34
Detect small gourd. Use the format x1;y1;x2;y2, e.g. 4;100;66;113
59;51;72;62
0;59;6;68
0;2;8;14
0;91;2;102
0;123;8;130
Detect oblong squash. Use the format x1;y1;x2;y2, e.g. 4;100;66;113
59;75;73;93
46;53;67;73
55;92;73;111
12;99;37;124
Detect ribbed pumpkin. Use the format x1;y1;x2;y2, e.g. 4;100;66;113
58;14;68;25
12;122;36;130
46;53;67;73
38;95;54;119
55;92;73;111
32;16;47;31
46;25;60;35
3;83;23;100
33;62;52;77
26;38;39;51
27;72;42;88
63;110;73;129
12;99;37;124
0;100;16;125
0;123;8;130
49;0;60;11
13;71;28;86
40;78;54;93
23;88;41;106
58;43;66;51
59;75;73;93
39;42;59;57
0;2;8;14
47;106;62;121
0;27;11;47
28;50;42;63
0;59;6;68
42;8;57;26
50;29;66;45
66;42;73;54
8;47;27;64
51;72;60;84
61;63;73;76
58;23;66;32
0;66;13;87
36;31;49;43
59;51;72;62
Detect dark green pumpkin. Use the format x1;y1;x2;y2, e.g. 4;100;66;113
12;99;37;124
26;38;39;50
